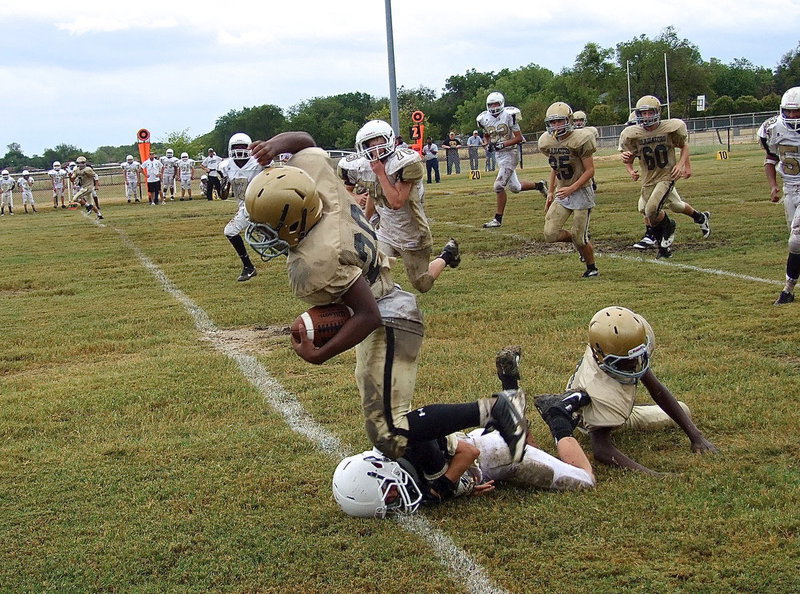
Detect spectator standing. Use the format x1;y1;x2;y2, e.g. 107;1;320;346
422;138;440;184
442;131;462;175
467;130;483;171
485;141;496;172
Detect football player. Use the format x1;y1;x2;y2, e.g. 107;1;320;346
177;152;195;200
619;95;711;258
553;306;717;474
69;157;103;220
538;102;599;278
48;161;69;209
245;131;528;496
757;87;800;305
477;92;547;228
121;155;141;203
18;170;36;213
160;148;179;201
332;346;595;518
0;170;15;215
220;133;262;282
346;120;460;293
141;151;163;205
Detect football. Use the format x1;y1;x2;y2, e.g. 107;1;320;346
291;304;353;347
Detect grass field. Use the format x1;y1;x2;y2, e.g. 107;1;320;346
1;145;798;593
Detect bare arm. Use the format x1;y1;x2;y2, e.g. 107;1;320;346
641;369;718;454
671;144;692;179
589;427;660;474
250;132;316;167
555;155;595;200
370;159;411;209
291;276;382;365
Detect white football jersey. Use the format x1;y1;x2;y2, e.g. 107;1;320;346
48;168;70;186
477;106;522;148
160;156;179;176
121;161;140;182
16;176;34;192
758;115;800;184
177;158;195;176
219;157;264;202
0;177;15;193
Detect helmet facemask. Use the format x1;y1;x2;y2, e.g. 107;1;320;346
356;121;395;162
244;223;290;261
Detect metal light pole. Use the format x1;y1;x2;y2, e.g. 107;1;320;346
626;60;633;115
384;0;399;136
664;53;671;119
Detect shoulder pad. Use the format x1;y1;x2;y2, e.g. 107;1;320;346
338;153;365;171
505;106;521;120
385;148;422;176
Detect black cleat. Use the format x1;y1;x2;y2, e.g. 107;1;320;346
495;345;521;382
537;179;548;197
657;246;672;259
698;211;711;239
534;390;591;424
488;391;528;463
661;217;677;248
774;290;795;305
440;238;461;268
237;267;257;282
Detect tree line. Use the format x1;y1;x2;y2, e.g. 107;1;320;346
6;27;800;171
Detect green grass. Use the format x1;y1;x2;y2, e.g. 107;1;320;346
1;145;798;592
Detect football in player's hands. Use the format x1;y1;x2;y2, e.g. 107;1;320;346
291;304;353;347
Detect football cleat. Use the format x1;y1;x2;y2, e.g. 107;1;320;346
633;235;656;250
698;211;711;239
534;390;591;422
657;246;672;259
774;290;795;305
483;218;502;228
582;268;599;278
488;391;527;463
237;267;257;282
495;345;521;382
537;179;548;197
440;238;461;268
661;217;677;248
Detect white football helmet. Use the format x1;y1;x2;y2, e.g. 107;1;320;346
53;161;61;169
780;87;800;131
332;450;422;518
1;170;8;178
486;92;505;116
588;306;652;384
626;111;637;126
126;155;134;163
635;95;662;127
355;120;395;162
200;174;208;181
180;152;189;159
166;148;174;158
22;170;29;176
545;102;574;138
573;110;587;128
228;132;252;160
69;161;76;168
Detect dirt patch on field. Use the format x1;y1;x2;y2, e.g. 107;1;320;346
480;237;723;259
205;324;291;355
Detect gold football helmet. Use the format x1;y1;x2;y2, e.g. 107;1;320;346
244;166;322;259
573;110;587;128
634;95;662;127
588;306;651;384
76;156;87;169
545;102;574;138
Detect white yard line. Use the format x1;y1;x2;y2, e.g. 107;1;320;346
436;220;783;286
108;223;507;594
600;252;783;285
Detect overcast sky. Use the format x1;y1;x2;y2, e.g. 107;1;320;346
3;0;799;156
